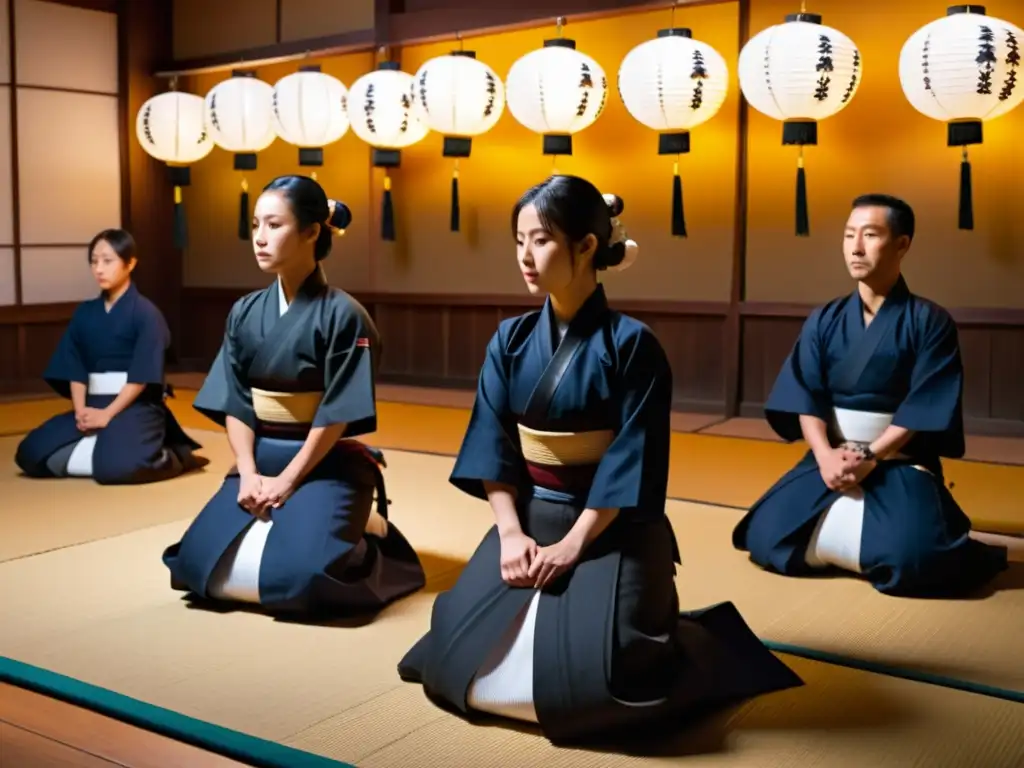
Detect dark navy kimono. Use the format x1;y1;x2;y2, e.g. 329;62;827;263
399;285;801;744
162;267;425;616
14;283;201;484
733;275;1008;596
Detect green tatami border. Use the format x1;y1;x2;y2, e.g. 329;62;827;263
762;641;1024;704
0;656;355;768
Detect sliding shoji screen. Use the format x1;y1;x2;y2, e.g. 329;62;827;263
12;0;121;306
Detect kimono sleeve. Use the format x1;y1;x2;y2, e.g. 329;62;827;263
42;304;90;398
192;301;255;429
449;324;525;502
312;299;378;437
586;327;672;513
126;301;170;385
892;307;965;457
764;307;832;442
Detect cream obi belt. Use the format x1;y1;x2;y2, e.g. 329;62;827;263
251;388;322;427
88;371;127;396
517;423;613;491
830;407;907;460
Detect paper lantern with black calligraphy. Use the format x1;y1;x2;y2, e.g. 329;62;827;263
898;5;1023;230
136;90;213;248
412;50;504;232
618;28;729;236
738;12;862;235
347;62;429;241
505;38;607;157
205;71;277;239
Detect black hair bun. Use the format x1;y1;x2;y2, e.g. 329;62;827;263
603;193;624;217
327;200;352;231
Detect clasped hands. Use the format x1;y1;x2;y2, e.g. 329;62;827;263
75;407;111;432
499;530;583;591
237;471;297;519
818;443;877;492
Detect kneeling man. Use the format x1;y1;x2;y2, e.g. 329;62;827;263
732;194;1008;597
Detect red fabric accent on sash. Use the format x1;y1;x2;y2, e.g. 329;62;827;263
356;337;370;348
525;461;598;492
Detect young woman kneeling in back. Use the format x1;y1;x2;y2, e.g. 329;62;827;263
15;229;202;484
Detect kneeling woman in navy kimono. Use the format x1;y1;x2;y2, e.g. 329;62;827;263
398;175;801;744
14;229;202;484
162;175;425;616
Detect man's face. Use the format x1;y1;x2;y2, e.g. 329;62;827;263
842;205;909;282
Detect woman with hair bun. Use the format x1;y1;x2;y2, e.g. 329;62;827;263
398;174;801;742
163;175;425;616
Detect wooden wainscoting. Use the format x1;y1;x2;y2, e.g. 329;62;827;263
0;302;78;395
180;288;731;413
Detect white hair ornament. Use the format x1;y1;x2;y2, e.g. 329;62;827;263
602;193;639;272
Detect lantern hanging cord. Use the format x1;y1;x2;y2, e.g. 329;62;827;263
555;16;565;36
456;31;463;50
800;0;807;12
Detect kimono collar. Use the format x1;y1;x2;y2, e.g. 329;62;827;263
101;281;137;310
270;264;327;320
851;274;909;325
541;284;609;352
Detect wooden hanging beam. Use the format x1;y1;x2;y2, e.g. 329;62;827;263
154;0;725;77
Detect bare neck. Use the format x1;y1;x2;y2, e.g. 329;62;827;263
278;260;318;305
550;276;598;325
857;272;900;318
103;278;130;309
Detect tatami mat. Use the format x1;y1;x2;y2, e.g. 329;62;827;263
1;450;1022;768
5;393;1024;535
0;430;233;563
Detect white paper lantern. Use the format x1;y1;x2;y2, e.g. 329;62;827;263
412;51;504;145
272;65;350;168
738;12;862;235
618;28;729;237
411;50;505;233
136;91;213;166
347;63;429;153
347;62;429;242
135;90;213;249
204;71;277;240
898;5;1023;230
204;72;277;158
505;38;608;155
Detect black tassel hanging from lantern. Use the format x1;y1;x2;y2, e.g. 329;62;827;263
949;120;981;231
167;165;191;250
381;173;395;241
450;168;461;232
782;119;816;236
795;154;809;236
443;137;471;233
659;135;688;237
234;151;257;240
659;132;690;237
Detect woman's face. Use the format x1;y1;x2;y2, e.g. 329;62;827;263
90;239;133;292
252;190;318;273
515;204;595;296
